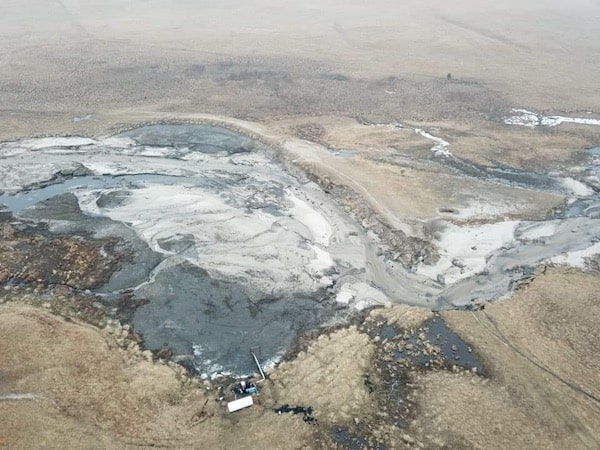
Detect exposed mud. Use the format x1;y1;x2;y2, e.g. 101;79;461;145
0;125;389;376
1;123;599;377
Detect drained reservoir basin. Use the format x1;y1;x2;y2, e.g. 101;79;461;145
0;124;381;376
1;124;599;377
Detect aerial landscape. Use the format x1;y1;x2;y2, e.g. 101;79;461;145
1;1;599;448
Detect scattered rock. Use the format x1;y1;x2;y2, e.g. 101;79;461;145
156;345;173;360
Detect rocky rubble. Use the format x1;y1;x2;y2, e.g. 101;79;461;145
302;168;437;269
0;215;122;290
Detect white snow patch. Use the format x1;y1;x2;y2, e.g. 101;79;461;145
19;137;98;150
74;182;351;298
336;287;355;305
516;221;559;241
0;393;45;401
453;199;517;221
319;275;334;287
541;116;600;127
351;282;389;310
309;246;335;275
415;129;452;157
418;221;518;284
261;354;283;372
370;122;403;130
137;146;176;157
80;161;190;177
505;108;600;128
335;282;388;310
287;194;332;246
550;242;600;268
561;177;594;197
80;161;126;175
0;144;27;157
78;183;260;254
192;344;227;380
504;109;540;128
99;136;136;148
73;114;94;123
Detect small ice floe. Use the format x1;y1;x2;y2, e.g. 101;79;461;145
415;129;452;157
504;108;600;128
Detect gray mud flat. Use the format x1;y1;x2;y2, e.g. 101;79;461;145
135;261;336;376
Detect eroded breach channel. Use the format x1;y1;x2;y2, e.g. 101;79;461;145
1;124;599;376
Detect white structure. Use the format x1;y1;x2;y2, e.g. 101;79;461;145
227;395;254;413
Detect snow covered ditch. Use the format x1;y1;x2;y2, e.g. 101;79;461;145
415;128;452;157
504;109;600;128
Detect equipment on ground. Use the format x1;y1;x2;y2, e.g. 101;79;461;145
227;395;253;412
225;349;266;413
